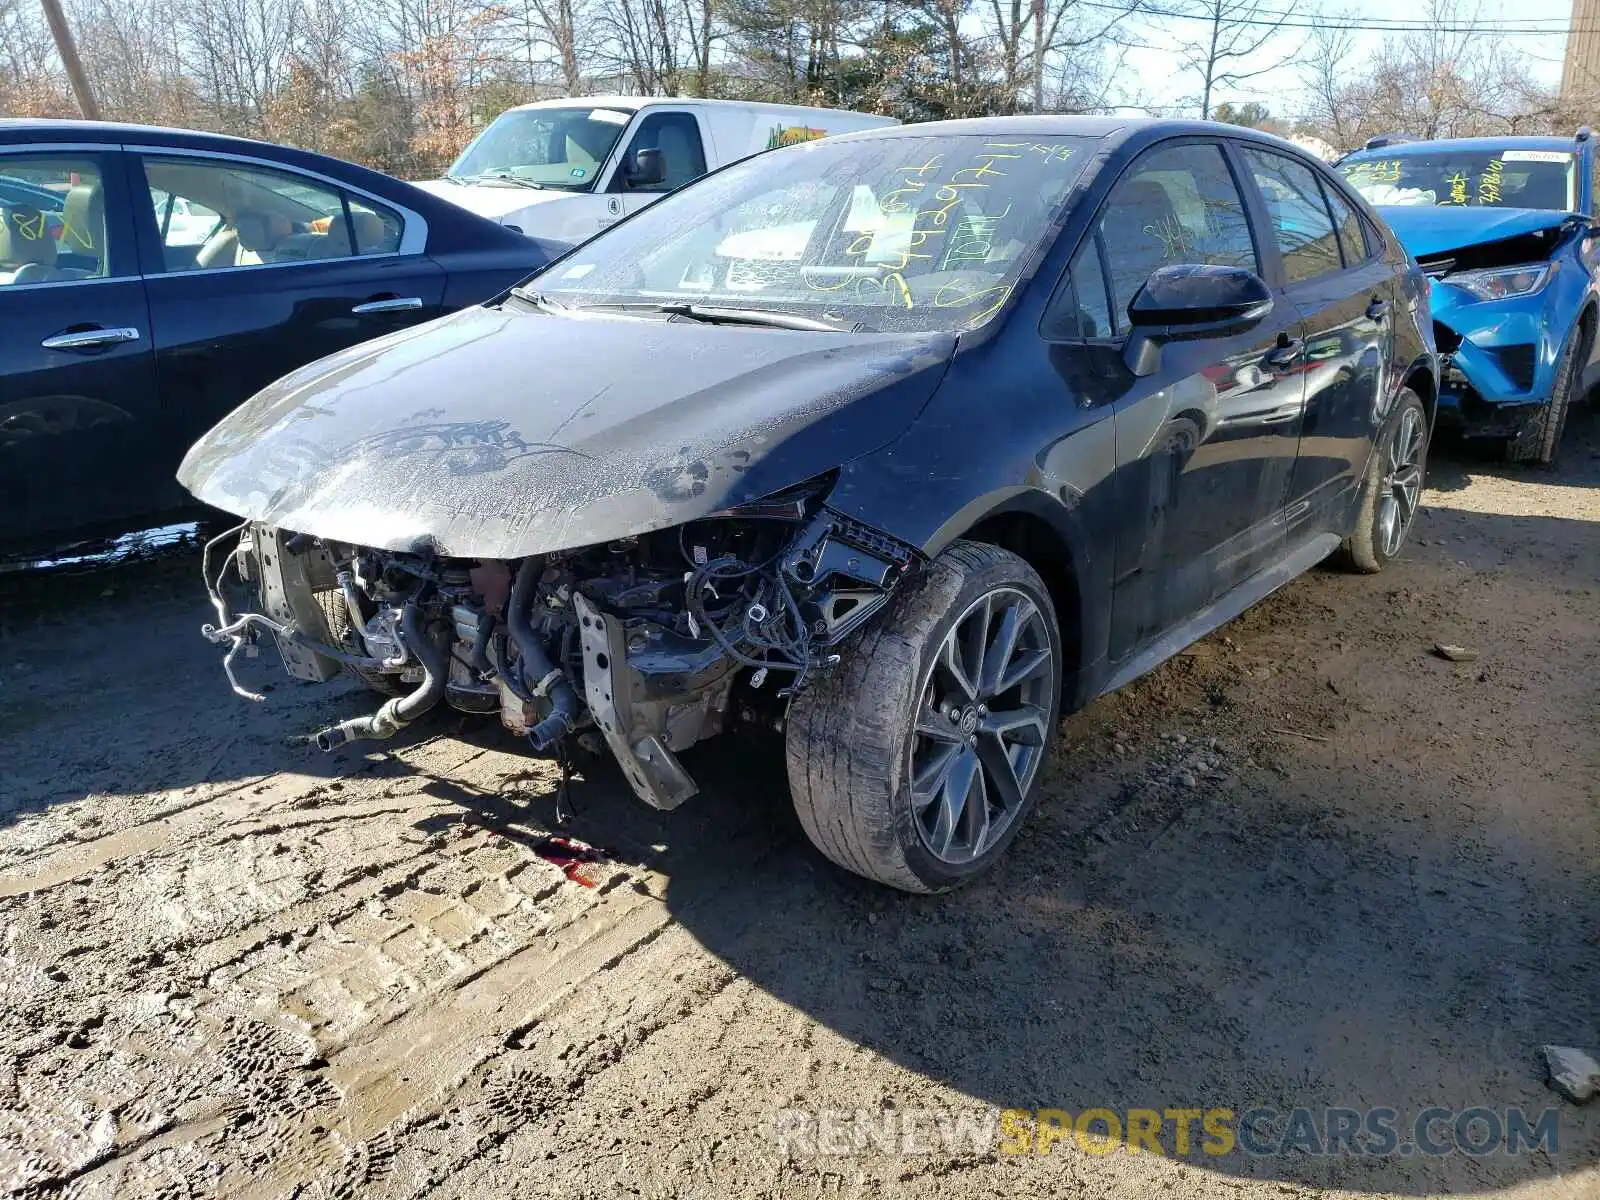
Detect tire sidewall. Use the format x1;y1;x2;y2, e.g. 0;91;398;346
1363;388;1429;569
892;556;1063;891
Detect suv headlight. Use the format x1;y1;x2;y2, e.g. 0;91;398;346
1445;263;1551;302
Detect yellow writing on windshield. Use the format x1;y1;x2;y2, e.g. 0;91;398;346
1345;159;1401;184
933;279;1013;327
1478;159;1504;204
1446;172;1469;205
805;144;1035;314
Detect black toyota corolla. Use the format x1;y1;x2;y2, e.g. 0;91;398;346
182;117;1436;893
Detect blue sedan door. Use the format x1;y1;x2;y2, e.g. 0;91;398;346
126;149;447;460
0;146;165;547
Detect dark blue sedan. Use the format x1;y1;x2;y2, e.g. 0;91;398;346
0;120;567;552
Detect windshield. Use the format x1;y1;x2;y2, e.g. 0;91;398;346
1340;148;1576;211
449;106;633;190
533;133;1093;333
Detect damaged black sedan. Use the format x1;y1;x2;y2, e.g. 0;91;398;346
180;118;1436;892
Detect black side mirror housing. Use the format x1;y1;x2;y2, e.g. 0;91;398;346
1123;264;1273;377
627;148;667;189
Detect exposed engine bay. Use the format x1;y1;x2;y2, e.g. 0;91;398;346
201;484;920;810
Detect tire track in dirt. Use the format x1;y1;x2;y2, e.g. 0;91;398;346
10;745;788;1198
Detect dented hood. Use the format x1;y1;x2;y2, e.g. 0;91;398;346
177;305;955;558
1376;205;1575;259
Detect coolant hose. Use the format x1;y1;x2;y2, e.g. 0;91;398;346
314;602;449;751
508;558;580;750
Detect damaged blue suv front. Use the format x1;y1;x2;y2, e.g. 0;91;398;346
1339;132;1598;464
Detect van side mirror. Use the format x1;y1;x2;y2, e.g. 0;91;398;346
1123;264;1273;377
627;148;667;189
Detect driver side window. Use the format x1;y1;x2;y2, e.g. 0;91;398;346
1094;143;1258;336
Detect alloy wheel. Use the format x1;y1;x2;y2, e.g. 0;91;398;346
1377;405;1423;558
908;586;1056;864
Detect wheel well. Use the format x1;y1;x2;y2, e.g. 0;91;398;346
1405;364;1437;431
961;511;1083;700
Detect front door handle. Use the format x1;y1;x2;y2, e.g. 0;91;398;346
1366;297;1391;322
1264;337;1303;369
41;326;142;351
352;296;424;314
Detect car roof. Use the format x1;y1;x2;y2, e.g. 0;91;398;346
0;118;354;166
822;114;1331;156
1342;134;1579;159
501;95;893;119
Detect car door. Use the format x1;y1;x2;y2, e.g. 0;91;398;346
1236;146;1391;535
608;109;710;217
0;146;165;548
1044;139;1309;664
126;149;448;459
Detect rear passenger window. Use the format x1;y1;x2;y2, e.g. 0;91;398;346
1241;148;1342;284
0;155;114;286
139;156;405;270
1094;142;1259;335
1322;183;1367;266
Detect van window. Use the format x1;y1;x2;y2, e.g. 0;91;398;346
615;112;707;193
450;106;633;190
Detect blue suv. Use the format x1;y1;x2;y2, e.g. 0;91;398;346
1339;130;1597;464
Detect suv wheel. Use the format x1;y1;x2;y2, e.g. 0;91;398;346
786;540;1062;892
1337;387;1428;574
1510;318;1586;467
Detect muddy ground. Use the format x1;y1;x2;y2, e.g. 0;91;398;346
1;415;1597;1200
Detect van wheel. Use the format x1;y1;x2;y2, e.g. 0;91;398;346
786;541;1062;893
1337;388;1428;574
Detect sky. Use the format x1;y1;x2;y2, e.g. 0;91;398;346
1111;0;1574;119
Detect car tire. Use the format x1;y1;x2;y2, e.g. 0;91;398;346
315;588;405;697
785;540;1062;893
1510;318;1587;468
1336;387;1428;574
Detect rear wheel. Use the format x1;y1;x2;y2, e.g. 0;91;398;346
786;541;1062;893
1337;387;1427;574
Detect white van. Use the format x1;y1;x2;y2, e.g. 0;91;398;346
411;96;897;245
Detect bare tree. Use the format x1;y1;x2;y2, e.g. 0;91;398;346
1167;0;1299;120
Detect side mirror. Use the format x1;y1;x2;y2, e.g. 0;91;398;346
1123;264;1273;377
627;148;667;189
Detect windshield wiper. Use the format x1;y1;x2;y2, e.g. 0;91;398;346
442;173;470;186
653;303;858;332
475;171;544;190
508;287;570;313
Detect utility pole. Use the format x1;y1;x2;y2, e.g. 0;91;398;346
38;0;102;120
1032;0;1046;113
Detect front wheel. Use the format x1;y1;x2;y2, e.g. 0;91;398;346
1509;320;1586;468
786;541;1062;893
1336;387;1428;574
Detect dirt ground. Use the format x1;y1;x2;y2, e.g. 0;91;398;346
1;413;1597;1200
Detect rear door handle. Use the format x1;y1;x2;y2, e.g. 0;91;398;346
352;296;424;314
1264;338;1303;369
1366;298;1391;322
41;326;142;351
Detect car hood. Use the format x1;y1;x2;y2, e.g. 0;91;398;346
411;179;569;221
1376;205;1575;259
177;305;956;559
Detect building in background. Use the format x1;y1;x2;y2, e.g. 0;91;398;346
1562;0;1600;103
